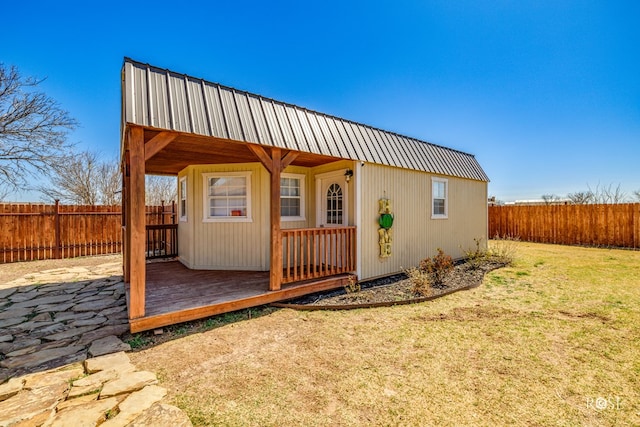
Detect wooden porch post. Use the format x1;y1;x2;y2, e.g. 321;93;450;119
128;126;146;318
247;145;299;291
270;147;282;291
122;152;130;283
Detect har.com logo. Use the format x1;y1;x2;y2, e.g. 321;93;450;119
586;396;621;411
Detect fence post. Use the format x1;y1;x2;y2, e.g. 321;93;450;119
54;200;62;259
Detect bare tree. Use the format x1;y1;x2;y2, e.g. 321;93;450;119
0;184;9;202
567;191;594;205
39;151;102;204
97;157;121;205
0;64;77;191
633;189;640;202
587;183;627;204
40;152;122;205
145;175;177;205
541;194;558;205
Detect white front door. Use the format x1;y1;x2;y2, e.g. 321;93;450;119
316;171;348;228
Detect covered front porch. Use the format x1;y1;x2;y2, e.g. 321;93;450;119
128;259;354;333
130;224;357;332
123;131;359;332
121;59;362;332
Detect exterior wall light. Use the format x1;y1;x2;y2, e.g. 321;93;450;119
344;169;354;183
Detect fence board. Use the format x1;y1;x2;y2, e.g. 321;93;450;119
489;203;640;249
0;202;176;263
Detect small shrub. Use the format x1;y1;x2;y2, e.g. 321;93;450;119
344;275;361;294
463;237;488;269
490;235;520;265
419;248;454;287
405;267;433;297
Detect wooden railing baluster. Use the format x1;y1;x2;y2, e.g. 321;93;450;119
281;226;356;284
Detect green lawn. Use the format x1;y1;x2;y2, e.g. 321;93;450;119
130;242;640;426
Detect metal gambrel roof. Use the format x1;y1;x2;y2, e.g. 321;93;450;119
122;58;489;182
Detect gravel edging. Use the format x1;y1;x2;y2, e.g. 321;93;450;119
271;282;477;311
272;259;507;311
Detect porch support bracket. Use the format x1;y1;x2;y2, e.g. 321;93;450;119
145;131;178;162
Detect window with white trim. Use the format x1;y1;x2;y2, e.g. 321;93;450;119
431;177;448;219
202;172;252;222
281;173;305;221
179;177;187;222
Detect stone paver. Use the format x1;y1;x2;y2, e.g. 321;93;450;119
0;381;68;427
0;352;192;426
100;371;158;398
88;335;132;357
0;262;130;381
0;263;193;426
101;385;167;427
0;377;23;401
48;396;119;427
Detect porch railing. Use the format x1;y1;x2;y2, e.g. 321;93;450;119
282;226;356;284
146;224;178;259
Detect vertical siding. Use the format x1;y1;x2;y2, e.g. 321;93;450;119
310;160;356;227
360;164;488;280
182;163;320;270
177;168;194;267
178;160;487;279
188;163;266;270
281;165;312;230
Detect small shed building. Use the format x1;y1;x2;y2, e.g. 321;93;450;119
121;58;489;332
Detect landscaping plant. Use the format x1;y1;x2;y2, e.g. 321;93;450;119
405;267;433;297
343;275;361;294
419;248;454;288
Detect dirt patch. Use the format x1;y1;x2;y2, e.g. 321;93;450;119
412;305;522;322
0;254;122;284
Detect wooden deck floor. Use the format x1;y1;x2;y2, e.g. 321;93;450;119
127;261;352;332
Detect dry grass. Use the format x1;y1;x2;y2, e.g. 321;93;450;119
129;242;640;426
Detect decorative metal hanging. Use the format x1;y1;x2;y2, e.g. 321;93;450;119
378;197;393;258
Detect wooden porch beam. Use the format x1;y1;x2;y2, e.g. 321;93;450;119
144;131;177;162
128;126;146;319
247;144;273;173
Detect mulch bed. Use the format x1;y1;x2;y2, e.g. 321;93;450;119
277;259;508;308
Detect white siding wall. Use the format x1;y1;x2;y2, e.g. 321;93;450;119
310;160;356;227
178;161;353;270
359;163;488;280
178;160;488;277
177;168;193;267
179;163;266;270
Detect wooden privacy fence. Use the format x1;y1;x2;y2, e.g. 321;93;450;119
489;203;640;248
0;202;175;263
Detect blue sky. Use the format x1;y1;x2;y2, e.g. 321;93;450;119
3;0;639;202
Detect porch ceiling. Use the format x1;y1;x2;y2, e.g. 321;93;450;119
142;127;344;175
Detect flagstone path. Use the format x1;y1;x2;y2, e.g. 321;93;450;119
0;351;192;426
0;261;131;382
0;260;193;425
